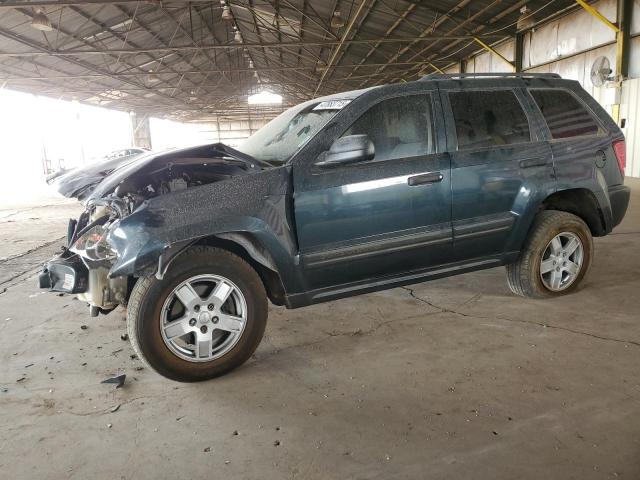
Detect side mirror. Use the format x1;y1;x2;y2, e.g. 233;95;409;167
314;134;375;168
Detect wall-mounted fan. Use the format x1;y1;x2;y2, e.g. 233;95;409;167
590;56;614;87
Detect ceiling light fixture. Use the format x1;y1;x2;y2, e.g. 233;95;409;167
248;91;282;105
148;69;159;83
516;6;535;31
221;2;233;22
234;28;242;43
331;10;345;29
31;9;53;31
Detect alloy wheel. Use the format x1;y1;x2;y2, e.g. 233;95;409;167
539;232;584;291
160;274;247;362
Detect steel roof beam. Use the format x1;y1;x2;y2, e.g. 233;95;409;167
314;0;373;95
0;60;429;81
354;0;474;88
64;5;195;97
0;25;185;108
383;0;527;85
0;0;220;8
0;33;508;58
316;0;377;93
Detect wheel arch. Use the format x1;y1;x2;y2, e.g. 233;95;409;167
160;233;288;306
540;188;606;237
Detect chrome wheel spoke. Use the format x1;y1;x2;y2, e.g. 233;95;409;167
565;260;580;275
207;280;233;308
564;238;580;256
216;313;244;333
196;335;212;359
540;258;555;274
550;236;562;255
175;283;200;308
164;316;191;340
550;270;563;290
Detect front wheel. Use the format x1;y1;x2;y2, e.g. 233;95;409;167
127;246;268;382
506;211;593;298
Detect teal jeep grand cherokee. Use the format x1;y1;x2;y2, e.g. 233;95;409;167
40;73;630;381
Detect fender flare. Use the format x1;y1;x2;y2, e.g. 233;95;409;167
155;231;281;280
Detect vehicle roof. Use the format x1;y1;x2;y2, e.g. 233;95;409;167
330;73;581;101
419;72;563;81
418;72;583;89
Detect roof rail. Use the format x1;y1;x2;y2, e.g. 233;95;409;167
420;72;561;81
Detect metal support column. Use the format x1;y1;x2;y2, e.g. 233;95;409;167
613;0;633;124
617;0;633;79
130;113;152;150
514;32;524;72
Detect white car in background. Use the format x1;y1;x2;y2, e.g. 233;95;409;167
46;148;150;200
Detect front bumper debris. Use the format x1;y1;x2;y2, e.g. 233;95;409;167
39;252;89;294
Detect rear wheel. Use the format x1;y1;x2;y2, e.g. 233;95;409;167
506;211;593;298
127;246;267;382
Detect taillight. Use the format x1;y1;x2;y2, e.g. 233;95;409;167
613;140;626;176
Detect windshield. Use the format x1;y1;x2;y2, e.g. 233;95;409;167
237;99;350;164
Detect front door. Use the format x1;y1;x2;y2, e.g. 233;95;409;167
293;89;452;291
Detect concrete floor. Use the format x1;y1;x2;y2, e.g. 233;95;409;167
1;180;639;480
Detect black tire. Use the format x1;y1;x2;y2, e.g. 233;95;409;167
127;246;268;382
506;211;593;298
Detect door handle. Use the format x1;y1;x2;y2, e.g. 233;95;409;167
519;158;549;169
407;172;444;186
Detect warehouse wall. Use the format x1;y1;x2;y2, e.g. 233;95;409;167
149;117;270;150
456;0;640;177
200;118;270;147
465;39;515;73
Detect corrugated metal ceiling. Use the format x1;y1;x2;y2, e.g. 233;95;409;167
0;0;577;120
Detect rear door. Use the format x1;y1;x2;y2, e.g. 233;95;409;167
441;85;554;261
292;85;452;291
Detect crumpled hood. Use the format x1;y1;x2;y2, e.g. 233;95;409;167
49;143;264;202
48;152;147;200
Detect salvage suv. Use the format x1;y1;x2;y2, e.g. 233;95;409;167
40;73;630;382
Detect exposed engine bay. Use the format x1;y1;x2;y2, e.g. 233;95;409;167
40;144;266;316
113;157;252;213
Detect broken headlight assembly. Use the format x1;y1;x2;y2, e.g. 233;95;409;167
70;224;117;261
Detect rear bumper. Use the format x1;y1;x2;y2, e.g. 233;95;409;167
608;184;631;229
38;253;88;294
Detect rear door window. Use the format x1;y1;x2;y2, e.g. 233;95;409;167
448;90;531;150
530;89;603;139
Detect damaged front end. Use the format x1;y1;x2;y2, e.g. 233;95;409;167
39;199;129;315
39;143;266;316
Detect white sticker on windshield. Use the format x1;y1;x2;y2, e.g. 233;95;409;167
313;99;351;111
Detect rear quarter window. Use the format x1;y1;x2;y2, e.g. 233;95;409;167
448;90;531;150
529;89;604;139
